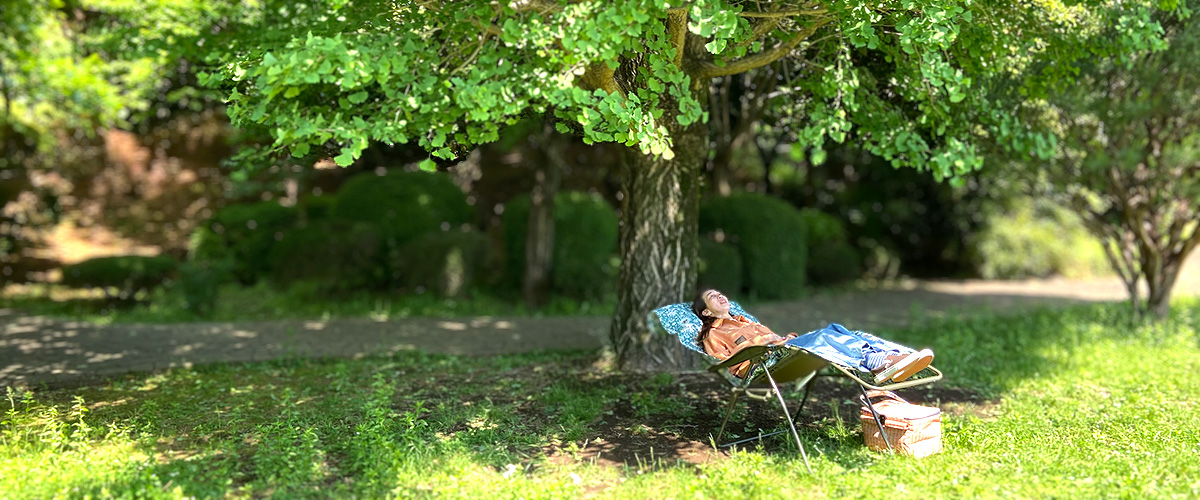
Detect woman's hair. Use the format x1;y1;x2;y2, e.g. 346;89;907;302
692;291;718;343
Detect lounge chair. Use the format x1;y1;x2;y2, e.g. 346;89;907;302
650;302;943;472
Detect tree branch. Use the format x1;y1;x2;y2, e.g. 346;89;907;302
738;9;827;18
667;10;688;68
687;18;830;80
580;62;622;95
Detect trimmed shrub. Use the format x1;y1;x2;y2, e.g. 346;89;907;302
396;229;489;299
60;255;177;299
191;201;299;284
268;220;386;291
331;171;473;245
799;208;848;244
808;243;862;285
699;192;808;299
799;208;862;285
175;260;225;317
297;194;338;223
974;198;1110;279
502;191;619;300
330;171;473;286
698;239;743;293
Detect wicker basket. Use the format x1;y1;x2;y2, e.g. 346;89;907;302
859;390;943;458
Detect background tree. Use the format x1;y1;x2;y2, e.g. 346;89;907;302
1025;9;1199;320
199;0;1177;371
1;0;162;279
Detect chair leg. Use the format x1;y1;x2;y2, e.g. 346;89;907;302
858;383;894;453
764;369;813;474
714;389;741;446
716;362;770;449
791;372;817;428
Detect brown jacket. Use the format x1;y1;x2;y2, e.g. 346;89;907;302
701;315;790;377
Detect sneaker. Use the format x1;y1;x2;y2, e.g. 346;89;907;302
879;349;934;383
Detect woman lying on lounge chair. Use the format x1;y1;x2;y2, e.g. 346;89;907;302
692;289;934;381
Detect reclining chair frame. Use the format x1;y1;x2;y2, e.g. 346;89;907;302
706;343;943;473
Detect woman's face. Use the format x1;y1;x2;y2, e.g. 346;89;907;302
702;289;731;317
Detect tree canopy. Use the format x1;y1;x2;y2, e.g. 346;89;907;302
4;0;1186;370
1025;8;1199;319
201;0;979;174
188;0;1184;370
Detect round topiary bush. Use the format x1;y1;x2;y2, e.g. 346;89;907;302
191;201;299;284
799;208;862;285
297;194;338;223
808;243;862;285
502;191;619;300
396;229;489;299
268;220;386;291
700;192;808;299
174;260;226;317
330;170;473;246
698;239;743;293
60;255;177;299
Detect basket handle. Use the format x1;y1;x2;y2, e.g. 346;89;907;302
861;389;909;406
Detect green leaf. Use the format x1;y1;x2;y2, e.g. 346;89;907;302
418;158;437;172
334;151;355;167
811;148;827;166
705;38;727;55
348;91;369;104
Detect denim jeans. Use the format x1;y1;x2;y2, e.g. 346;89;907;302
784;323;913;372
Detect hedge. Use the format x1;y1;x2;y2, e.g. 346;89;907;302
190;201;299;284
975;198;1110;279
697;239;743;294
60;255;177;299
268;220;386;291
699;192;808;299
396;229;489;299
799;208;861;285
330;170;473;246
502;191;619;300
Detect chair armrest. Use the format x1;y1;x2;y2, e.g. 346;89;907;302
707;345;773;373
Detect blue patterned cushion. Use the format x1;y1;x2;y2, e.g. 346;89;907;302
652;301;758;354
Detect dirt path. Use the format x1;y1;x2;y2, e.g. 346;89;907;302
4;258;1198;389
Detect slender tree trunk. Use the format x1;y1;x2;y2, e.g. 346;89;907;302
710;138;734;196
708;77;734;196
1147;267;1178;320
1147;248;1192;320
1;58;9;155
756;136;778;195
610;120;706;372
522;122;564;309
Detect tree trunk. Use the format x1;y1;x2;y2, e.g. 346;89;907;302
708;77;734;196
1146;251;1186;320
610;121;706;372
522;122;564;309
1;57;9;156
710;137;734;196
756;136;778;195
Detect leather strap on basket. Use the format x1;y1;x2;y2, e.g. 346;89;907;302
861;390;908;406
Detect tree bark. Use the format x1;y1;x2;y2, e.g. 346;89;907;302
1147;264;1178;320
522;122;564;309
610;119;706;372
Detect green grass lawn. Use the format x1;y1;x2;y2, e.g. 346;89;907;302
3;300;1200;498
0;282;616;324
